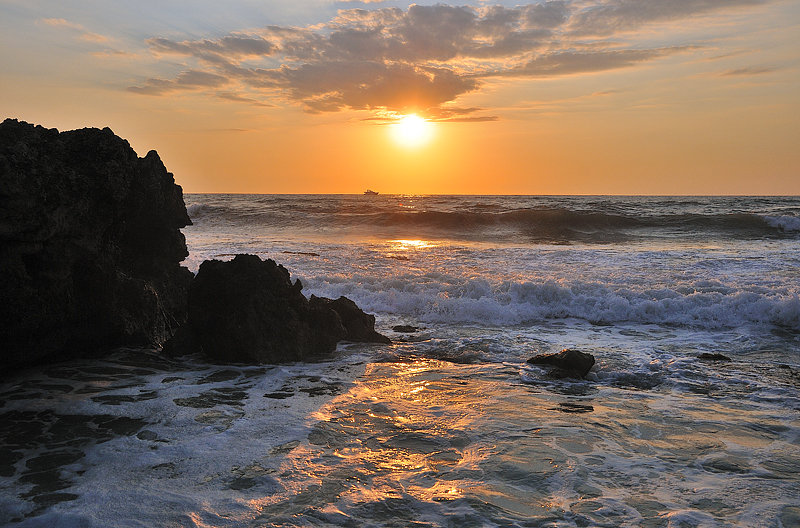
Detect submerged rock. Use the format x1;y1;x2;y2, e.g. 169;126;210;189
698;353;731;361
167;254;389;363
392;325;421;333
0;119;192;370
527;349;596;379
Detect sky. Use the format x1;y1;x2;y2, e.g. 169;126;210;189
1;0;798;194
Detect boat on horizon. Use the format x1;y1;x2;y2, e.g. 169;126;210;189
363;189;379;195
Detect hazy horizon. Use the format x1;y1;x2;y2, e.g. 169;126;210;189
183;191;800;197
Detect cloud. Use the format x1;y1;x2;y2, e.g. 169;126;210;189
266;62;479;114
720;66;778;76
216;92;273;106
148;35;276;60
40;18;85;30
128;70;228;95
567;0;764;36
80;33;110;43
92;49;137;58
39;17;112;44
128;1;766;119
496;47;689;77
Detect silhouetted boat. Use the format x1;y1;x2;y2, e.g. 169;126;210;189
364;189;379;195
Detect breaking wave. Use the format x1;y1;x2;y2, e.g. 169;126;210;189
309;276;800;331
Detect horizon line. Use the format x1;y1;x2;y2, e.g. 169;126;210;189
181;192;800;198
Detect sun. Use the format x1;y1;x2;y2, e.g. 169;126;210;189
390;114;434;148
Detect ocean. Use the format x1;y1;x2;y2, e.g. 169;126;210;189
2;195;799;527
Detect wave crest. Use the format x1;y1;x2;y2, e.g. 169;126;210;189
309;276;800;331
184;198;799;242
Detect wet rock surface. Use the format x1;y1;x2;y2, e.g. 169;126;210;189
167;254;389;363
0;347;365;521
310;295;392;344
0;119;192;371
392;325;421;333
527;349;596;379
0;408;150;519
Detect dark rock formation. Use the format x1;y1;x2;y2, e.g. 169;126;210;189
698;353;731;361
167;254;389;363
527;349;596;379
0;119;193;370
310;296;391;344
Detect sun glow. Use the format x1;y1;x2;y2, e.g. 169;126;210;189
390;114;434;148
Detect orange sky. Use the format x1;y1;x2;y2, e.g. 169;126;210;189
2;0;798;194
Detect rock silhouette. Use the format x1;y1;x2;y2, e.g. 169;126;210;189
527;349;596;379
167;254;390;363
0;119;192;370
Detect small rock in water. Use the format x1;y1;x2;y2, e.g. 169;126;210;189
392;325;420;333
136;430;159;441
554;402;594;414
698;353;731;361
527;349;595;378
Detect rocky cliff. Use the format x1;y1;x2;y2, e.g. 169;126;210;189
0;118;193;370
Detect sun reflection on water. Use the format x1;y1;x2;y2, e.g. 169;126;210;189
389;239;437;250
244;359;494;515
242;358;604;523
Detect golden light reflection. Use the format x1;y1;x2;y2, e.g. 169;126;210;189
390;114;434;148
246;359;505;518
389;239;436;250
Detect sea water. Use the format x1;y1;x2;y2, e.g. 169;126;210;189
1;195;799;527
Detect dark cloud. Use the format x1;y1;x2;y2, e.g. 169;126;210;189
498;48;686;77
128;1;764;118
128;70;227;95
522;1;572;29
264;61;478;114
176;70;228;87
148;35;276;59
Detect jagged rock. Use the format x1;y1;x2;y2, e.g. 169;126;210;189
167;254;389;363
0;119;192;370
311;296;391;344
527;349;595;379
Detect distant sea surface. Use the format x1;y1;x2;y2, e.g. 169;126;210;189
2;195;799;527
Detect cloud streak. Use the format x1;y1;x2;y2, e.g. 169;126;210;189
127;1;766;120
566;0;763;36
720;65;778;76
128;70;228;95
39;17;112;45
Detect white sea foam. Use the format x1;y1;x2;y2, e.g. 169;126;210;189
180;196;800;333
306;274;800;331
186;202;211;220
762;214;800;232
9;196;797;526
